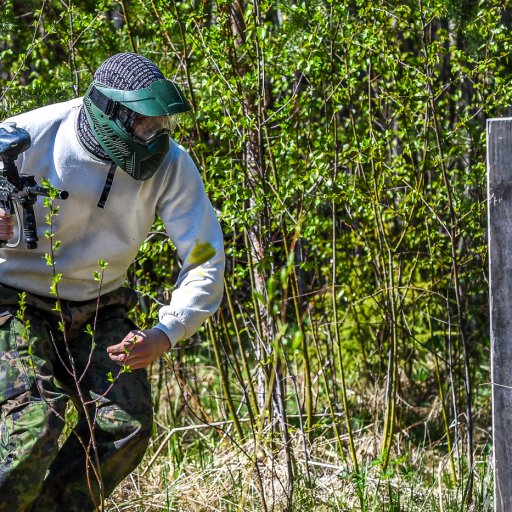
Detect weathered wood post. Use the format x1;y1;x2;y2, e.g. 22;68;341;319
488;118;512;511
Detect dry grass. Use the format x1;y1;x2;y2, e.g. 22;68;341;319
105;418;493;512
102;362;494;511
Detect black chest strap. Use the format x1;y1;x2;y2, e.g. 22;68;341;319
97;162;117;208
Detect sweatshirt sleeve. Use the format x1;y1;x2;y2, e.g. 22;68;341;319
153;144;225;347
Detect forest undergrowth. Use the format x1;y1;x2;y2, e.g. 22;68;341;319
1;0;510;510
105;354;493;512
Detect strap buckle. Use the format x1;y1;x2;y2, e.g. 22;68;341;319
89;87;119;119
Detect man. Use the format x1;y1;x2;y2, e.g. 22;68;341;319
0;53;224;510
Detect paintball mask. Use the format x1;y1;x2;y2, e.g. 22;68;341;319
82;53;191;181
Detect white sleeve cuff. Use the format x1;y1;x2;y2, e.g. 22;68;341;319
154;319;186;348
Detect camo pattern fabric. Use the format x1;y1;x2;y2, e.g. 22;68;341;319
0;284;153;512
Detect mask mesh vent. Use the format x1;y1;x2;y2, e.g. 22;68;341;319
84;93;166;181
84;95;130;169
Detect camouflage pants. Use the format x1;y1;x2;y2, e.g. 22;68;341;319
0;284;153;511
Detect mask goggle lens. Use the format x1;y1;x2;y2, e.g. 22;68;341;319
117;106;176;142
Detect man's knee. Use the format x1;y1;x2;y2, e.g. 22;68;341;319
96;402;152;459
0;397;66;511
1;394;66;464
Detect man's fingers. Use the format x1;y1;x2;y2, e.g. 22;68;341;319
108;347;145;367
106;342;123;354
107;333;143;365
109;350;131;360
0;229;13;239
107;341;130;354
106;329;166;369
122;354;144;369
0;210;14;241
111;331;142;348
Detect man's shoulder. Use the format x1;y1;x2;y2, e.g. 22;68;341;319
167;139;196;168
7;98;83;135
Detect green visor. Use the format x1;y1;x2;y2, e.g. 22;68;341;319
90;79;191;117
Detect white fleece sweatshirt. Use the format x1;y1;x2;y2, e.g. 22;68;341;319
0;98;225;346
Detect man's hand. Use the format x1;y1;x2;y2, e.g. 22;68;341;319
0;209;14;241
107;328;171;370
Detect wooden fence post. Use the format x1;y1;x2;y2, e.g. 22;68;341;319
488;118;512;511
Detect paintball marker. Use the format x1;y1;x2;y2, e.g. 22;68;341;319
0;122;68;249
